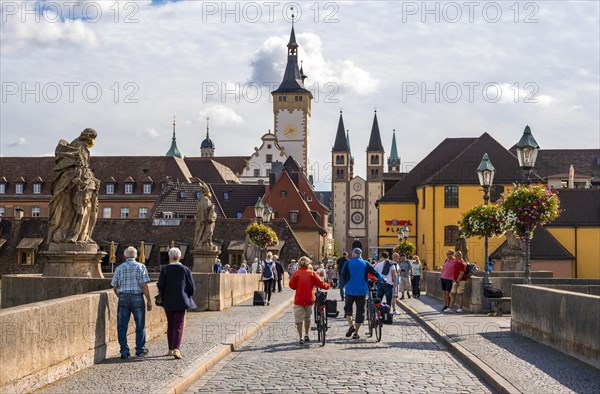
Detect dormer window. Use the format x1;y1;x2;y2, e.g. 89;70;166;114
223;192;229;200
0;183;5;194
15;183;24;194
143;183;152;194
106;184;115;194
178;191;186;200
33;183;42;194
124;183;133;194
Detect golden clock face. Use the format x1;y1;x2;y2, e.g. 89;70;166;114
282;123;298;138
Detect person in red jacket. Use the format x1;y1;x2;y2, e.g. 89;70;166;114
289;256;330;344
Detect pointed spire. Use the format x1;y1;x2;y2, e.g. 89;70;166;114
300;60;307;83
332;111;349;152
166;115;183;158
206;117;210;139
367;110;384;152
388;129;400;165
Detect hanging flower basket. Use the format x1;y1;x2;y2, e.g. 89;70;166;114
459;203;504;238
245;222;279;249
499;184;561;238
393;241;416;256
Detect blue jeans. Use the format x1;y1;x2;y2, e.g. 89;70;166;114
117;293;147;357
377;282;393;306
339;278;345;300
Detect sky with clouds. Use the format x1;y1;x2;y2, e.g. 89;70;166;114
1;0;598;190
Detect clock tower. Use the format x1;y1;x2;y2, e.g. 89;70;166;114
272;20;313;175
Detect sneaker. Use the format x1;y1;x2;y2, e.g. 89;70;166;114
167;349;174;356
352;333;360;340
173;349;182;359
135;349;149;357
408;294;412;299
392;310;400;315
345;326;356;338
456;308;464;313
304;335;311;342
400;295;405;300
441;306;448;312
120;353;130;360
444;308;455;313
299;338;305;345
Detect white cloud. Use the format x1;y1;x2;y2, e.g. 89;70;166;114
199;105;244;126
135;128;160;138
7;137;27;147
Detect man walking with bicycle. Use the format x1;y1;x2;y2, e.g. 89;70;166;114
289;256;330;344
341;248;385;340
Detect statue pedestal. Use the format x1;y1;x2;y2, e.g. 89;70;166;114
41;243;106;278
191;246;220;273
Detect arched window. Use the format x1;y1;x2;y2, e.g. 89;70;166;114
336;155;345;165
444;225;460;246
370;155;379;164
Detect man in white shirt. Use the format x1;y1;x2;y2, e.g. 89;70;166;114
375;251;396;307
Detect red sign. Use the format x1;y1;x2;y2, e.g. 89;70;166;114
385;219;412;226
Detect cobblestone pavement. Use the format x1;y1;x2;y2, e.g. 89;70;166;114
401;295;600;394
186;300;493;393
35;289;294;394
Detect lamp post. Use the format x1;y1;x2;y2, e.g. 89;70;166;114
477;153;496;314
515;126;540;284
254;197;265;224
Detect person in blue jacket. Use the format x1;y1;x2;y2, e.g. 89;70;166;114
341;248;385;340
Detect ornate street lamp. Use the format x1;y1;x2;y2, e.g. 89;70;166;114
515;125;540;184
263;205;272;223
254;197;265;224
477;153;495;312
402;224;410;241
516;126;539;284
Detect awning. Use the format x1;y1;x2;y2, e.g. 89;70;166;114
17;237;44;249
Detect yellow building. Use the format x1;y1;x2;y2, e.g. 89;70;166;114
377;132;600;278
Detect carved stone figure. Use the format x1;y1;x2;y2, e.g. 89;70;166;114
47;128;100;245
194;181;217;248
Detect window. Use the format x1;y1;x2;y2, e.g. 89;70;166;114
336;169;344;179
370;169;379;178
124;183;133;194
15;183;24;194
32;207;40;217
336;155;345;165
121;207;129;219
444;225;460;246
143;183;152;194
106;184;115;194
178;191;186;200
139;207;148;219
307;196;312;202
0;207;4;217
370;155;379;164
0;184;5;194
421;188;426;209
280;190;287;197
289;211;299;224
223;192;229;200
351;198;364;209
266;154;273;163
490;185;505;203
444;185;459;207
19;250;35;265
266;169;272;176
195;191;202;200
236;212;243;219
33;183;41;194
103;207;112;218
253;169;260;177
267;144;272;149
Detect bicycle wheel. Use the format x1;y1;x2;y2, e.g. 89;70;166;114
367;303;375;337
374;308;382;342
320;308;326;346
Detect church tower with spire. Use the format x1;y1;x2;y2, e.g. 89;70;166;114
331;111;351;252
272;10;313;175
166;115;182;158
200;117;215;157
366;111;385;253
388;130;400;173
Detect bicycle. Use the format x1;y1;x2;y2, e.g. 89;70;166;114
312;290;328;346
366;280;383;342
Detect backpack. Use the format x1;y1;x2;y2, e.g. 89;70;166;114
381;260;392;276
465;263;475;279
262;260;273;278
483;286;503;298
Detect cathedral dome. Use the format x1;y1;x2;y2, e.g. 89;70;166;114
201;137;215;149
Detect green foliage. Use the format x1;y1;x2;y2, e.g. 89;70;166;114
333;239;339;257
459;203;504;238
499;184;561;238
245;222;279;249
393;241;416;256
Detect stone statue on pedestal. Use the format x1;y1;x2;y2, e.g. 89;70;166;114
501;231;526;271
42;129;105;278
191;180;219;272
